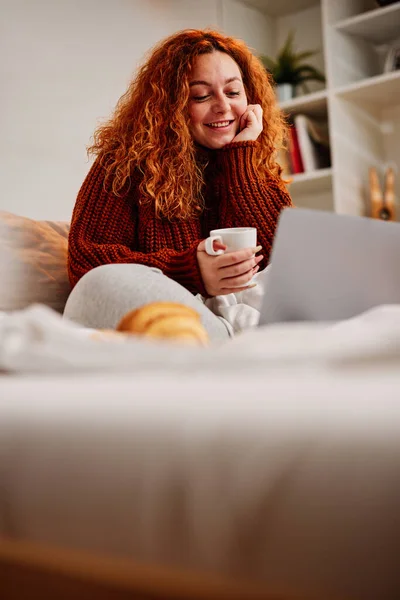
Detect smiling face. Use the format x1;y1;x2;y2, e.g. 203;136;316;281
187;51;248;150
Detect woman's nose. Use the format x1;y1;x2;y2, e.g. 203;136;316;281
212;94;230;113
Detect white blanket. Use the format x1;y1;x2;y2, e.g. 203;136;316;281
1;300;400;375
197;267;268;335
2;332;400;600
3;303;400;599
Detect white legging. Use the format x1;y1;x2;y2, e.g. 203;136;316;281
63;263;230;341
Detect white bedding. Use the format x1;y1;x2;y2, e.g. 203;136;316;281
2;304;400;599
1;301;400;374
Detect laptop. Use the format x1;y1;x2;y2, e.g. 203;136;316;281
259;207;400;326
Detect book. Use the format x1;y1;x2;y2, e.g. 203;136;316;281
294;114;331;173
288;125;304;174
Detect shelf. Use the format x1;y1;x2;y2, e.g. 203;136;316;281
241;0;318;17
334;3;400;46
279;89;328;118
335;70;400;110
287;167;333;197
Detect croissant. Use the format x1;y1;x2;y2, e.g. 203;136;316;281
116;301;209;346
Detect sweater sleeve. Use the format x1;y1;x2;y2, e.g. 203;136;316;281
216;141;293;267
67;158;205;294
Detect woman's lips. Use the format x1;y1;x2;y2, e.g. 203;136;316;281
205;120;234;131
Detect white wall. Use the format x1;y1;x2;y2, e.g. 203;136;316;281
275;4;325;96
1;0;271;220
221;0;274;56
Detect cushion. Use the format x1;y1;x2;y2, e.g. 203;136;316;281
0;211;70;314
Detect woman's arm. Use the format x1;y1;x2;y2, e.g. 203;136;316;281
68;158;205;293
216;141;293;268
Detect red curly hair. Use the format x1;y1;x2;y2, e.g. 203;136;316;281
89;29;287;220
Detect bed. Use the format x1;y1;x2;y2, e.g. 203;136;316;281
1;211;400;600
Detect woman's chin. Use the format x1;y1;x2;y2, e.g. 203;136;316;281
203;134;236;150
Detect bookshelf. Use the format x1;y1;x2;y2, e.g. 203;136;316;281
334;3;400;45
289;167;333;198
242;0;317;17
335;70;400;110
240;0;400;219
279;89;328;117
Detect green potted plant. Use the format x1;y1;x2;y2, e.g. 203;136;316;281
260;31;326;102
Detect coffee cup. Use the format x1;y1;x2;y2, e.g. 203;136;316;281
205;227;257;256
205;227;258;288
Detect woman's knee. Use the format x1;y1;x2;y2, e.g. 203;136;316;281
64;264;158;323
70;264;160;298
64;263;229;339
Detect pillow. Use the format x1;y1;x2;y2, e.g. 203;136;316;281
0;211;70;313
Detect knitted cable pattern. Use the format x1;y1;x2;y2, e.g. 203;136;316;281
68;142;292;295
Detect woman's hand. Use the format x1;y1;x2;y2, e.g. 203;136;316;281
231;104;263;144
197;240;263;297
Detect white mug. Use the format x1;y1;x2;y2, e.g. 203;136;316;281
205;227;257;256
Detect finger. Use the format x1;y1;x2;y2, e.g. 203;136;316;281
245;105;262;129
247;104;262;115
216;246;262;267
220;254;263;279
213;241;227;252
254;106;263;126
239;111;249;131
250;103;262;115
221;266;258;288
244;108;257;125
197;239;227;253
239;106;256;130
255;104;263;118
220;283;257;295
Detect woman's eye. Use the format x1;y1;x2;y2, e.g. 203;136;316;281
192;91;240;102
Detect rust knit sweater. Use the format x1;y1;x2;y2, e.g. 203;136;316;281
68;140;292;296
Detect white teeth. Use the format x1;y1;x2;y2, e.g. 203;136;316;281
207;121;230;128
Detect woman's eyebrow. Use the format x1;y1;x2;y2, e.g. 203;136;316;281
189;76;241;87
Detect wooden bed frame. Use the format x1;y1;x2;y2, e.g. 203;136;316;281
0;537;337;600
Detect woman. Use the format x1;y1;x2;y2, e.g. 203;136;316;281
64;29;292;339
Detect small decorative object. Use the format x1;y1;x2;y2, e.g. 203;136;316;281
369;166;396;221
383;42;400;73
260;31;325;102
